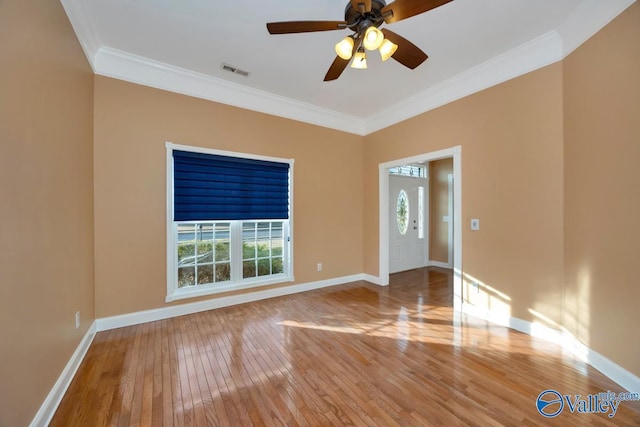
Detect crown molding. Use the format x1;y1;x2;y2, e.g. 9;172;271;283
93;30;563;137
558;0;636;58
59;0;100;71
93;47;366;136
62;0;635;136
363;30;563;134
362;0;635;134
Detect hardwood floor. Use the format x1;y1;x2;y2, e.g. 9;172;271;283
51;268;640;426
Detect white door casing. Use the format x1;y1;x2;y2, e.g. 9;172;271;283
447;173;454;268
378;146;462;313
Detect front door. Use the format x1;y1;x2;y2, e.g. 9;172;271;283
389;175;427;273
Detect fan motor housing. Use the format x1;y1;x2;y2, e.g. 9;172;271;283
345;0;387;32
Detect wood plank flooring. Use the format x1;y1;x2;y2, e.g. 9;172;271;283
50;268;640;426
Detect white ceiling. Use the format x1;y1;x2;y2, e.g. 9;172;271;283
61;0;634;135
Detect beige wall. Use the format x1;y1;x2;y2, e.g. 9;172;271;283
364;63;566;326
429;158;453;264
363;3;640;379
563;3;640;376
0;1;95;426
93;77;364;317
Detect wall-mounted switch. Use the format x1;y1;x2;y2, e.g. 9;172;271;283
470;219;480;231
317;263;323;272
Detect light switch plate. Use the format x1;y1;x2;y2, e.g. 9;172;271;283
471;218;480;230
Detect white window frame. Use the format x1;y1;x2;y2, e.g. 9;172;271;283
166;142;294;302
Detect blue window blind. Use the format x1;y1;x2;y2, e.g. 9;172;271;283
173;150;290;221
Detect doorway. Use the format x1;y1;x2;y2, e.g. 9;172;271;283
378;146;462;312
428;160;454;269
389;172;428;273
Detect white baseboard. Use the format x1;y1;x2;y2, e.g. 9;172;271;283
560;330;640;394
34;279;639;427
462;303;640;393
363;274;386;286
96;274;366;331
428;260;452;269
30;321;97;427
31;274;366;426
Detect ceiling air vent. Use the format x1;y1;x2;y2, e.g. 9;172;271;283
221;63;250;77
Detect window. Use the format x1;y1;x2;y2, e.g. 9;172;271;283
397;190;409;235
177;222;231;287
242;221;285;279
389;165;427;178
418;186;424;239
166;143;294;302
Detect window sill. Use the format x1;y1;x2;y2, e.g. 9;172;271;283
166;274;294;303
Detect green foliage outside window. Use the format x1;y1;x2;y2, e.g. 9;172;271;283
177;241;231;288
177;241;283;287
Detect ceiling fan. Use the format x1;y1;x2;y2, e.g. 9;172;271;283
266;0;453;81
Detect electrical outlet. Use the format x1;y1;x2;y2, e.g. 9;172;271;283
470;218;480;231
317;263;323;272
75;311;80;329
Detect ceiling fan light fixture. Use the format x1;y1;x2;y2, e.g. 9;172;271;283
335;36;355;60
363;26;384;50
350;47;367;69
379;39;398;61
267;0;438;81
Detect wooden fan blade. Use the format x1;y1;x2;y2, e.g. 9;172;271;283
381;29;428;69
350;0;372;13
382;0;453;24
324;38;358;81
323;57;350;81
266;21;347;34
